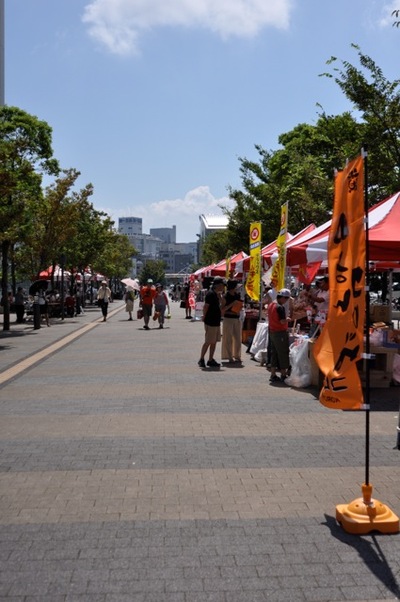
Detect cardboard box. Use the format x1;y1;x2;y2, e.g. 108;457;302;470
370;304;391;323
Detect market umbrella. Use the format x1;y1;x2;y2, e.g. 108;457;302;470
121;278;140;291
29;280;49;295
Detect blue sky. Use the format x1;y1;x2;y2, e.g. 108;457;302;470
6;0;399;242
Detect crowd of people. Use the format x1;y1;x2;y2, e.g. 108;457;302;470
133;279;170;330
196;275;333;384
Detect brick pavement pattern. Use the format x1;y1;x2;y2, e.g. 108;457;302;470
0;301;399;601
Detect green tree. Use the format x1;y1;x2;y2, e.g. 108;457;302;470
225;112;361;250
140;259;167;285
92;229;136;280
200;230;231;266
323;46;400;202
223;49;400;256
31;169;85;279
0;106;59;330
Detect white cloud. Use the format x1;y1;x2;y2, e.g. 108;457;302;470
107;185;235;241
379;0;399;26
82;0;292;55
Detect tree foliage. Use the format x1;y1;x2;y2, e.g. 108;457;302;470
225;112;361;250
323;46;400;202
0;106;59;329
200;229;231;266
139;259;167;286
220;48;400;257
0;106;138;330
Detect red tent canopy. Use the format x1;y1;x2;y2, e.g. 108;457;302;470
242;223;317;272
285;191;400;266
210;251;249;276
242;236;292;272
368;191;400;260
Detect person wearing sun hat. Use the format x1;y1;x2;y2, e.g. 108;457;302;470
267;287;292;383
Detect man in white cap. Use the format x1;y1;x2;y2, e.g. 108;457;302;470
267;288;292;383
139;278;156;330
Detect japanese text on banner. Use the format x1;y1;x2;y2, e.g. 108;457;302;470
271;202;288;291
245;222;262;301
313;156;365;410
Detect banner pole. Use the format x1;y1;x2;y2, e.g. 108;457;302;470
258;243;262;322
336;147;399;534
363;146;370;488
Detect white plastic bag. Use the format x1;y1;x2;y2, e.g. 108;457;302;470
370;329;384;347
286;337;312;388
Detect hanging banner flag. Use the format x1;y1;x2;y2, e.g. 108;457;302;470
313;155;365;410
298;262;322;285
245;222;262;301
271;202;288;290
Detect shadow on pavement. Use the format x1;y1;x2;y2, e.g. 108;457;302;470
323;514;400;599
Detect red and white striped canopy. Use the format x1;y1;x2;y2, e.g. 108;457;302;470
284;191;400;266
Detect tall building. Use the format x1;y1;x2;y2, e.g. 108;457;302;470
199;214;229;238
118;217;142;242
150;226;176;244
118;215;198;277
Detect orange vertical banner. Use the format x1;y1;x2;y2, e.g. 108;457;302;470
313;156;365;410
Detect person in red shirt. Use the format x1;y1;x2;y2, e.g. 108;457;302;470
267;288;291;383
139;279;156;330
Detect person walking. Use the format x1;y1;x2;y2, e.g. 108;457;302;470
153;284;169;329
267;288;291;383
221;280;243;363
14;287;25;324
140;279;156;330
124;287;135;320
198;276;225;368
97;280;112;322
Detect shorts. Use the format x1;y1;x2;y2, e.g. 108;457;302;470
141;304;152;317
204;324;221;344
269;330;290;370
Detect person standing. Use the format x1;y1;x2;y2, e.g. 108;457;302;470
183;282;192;319
140;279;156;330
267;288;291;383
198;277;225;368
37;289;50;326
14;287;25;324
221;280;243;363
124;287;135;320
154;283;169;329
97;280;112;322
314;276;330;314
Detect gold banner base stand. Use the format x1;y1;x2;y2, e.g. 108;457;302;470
336;483;399;535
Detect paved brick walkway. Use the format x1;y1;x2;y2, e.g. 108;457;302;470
0;301;399;601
